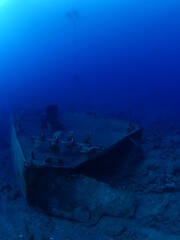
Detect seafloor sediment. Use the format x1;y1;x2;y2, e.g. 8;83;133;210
0;119;180;240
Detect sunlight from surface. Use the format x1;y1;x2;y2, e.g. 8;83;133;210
0;0;8;7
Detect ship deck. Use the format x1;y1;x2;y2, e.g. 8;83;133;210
15;111;141;169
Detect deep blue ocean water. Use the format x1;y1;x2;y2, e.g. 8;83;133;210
0;0;180;123
0;2;180;239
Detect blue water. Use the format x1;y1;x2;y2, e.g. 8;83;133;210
0;0;180;122
1;1;180;239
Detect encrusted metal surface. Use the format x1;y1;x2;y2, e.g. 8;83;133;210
13;111;141;168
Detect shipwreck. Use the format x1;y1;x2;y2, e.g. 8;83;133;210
11;105;142;224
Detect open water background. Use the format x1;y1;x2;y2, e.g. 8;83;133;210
0;0;180;122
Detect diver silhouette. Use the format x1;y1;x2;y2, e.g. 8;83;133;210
66;10;79;21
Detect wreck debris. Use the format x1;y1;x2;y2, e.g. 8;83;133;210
66;131;75;147
80;145;99;154
50;131;62;152
84;133;92;146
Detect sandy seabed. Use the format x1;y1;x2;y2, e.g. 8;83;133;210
0;120;180;240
